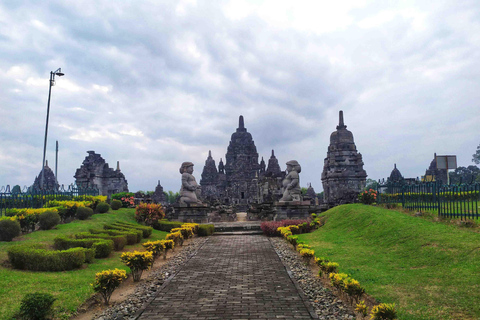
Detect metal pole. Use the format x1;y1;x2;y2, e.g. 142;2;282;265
40;71;54;189
55;140;58;184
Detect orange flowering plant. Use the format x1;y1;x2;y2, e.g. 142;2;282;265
358;189;377;205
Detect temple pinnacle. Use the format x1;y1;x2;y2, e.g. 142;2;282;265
337;110;347;130
239;115;244;129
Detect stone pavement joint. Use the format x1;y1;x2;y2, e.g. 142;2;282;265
135;235;315;320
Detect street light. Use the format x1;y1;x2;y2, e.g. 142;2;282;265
40;68;64;189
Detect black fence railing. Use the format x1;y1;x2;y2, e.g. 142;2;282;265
377;181;479;220
0;184;99;216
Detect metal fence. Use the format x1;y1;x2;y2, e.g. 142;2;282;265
0;184;99;216
377;181;480;220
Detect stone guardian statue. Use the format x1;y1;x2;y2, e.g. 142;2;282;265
179;162;202;205
280;160;302;202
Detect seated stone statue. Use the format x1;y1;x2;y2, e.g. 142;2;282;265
179;162;202;205
280;160;302;202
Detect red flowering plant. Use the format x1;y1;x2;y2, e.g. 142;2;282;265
135;203;165;226
358;189;377;205
120;196;135;208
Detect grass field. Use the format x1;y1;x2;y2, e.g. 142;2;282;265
298;204;480;320
0;208;168;320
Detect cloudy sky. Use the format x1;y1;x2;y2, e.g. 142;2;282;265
1;0;479;193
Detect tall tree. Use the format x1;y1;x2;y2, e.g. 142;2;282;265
473;144;480;164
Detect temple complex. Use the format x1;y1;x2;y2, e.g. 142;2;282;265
321;111;367;205
199;116;285;208
74;151;129;197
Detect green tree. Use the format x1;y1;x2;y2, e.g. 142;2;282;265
164;191;180;204
449;165;480;184
473;144;480;164
301;187;308;196
365;178;378;191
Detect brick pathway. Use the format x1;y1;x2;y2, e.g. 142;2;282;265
137;235;314;320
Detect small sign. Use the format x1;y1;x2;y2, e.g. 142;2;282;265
436;155;457;170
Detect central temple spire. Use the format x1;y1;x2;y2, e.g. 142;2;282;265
238;115;245;131
337;110;346;130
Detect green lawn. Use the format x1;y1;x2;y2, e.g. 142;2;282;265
298;204;480;320
0;208;168;320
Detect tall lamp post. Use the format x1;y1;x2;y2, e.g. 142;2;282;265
40;68;64;189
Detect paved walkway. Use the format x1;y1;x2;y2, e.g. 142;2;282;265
137;235;314;320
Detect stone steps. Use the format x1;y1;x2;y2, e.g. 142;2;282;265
212;221;263;235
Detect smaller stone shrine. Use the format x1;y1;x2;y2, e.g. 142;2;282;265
151;180;167;205
74;151;129;197
387;164;404;183
305;183;319;205
321;111;367;206
32;160;59;190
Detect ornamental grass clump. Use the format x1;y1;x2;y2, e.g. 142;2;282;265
120;251;153;282
142;240;166;259
166;231;184;248
19;292;56;320
370;303;397;320
92;269;127;305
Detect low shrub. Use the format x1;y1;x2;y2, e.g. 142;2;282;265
0;218;21;241
19;292;56;320
358;189;377;205
182;223;199;234
135;203;165;225
287;235;298;248
92;269;127;305
299;248;315;262
260;219;309;237
111;199;123;210
120;251;154;282
38;210;60;230
198;224;215;237
171;227;194;239
320;261;339;274
8;245;88;271
53;236;114;258
142;240;166;258
343;278;365;303
370;303;397;320
355;300;369;318
160;239;174;259
152;220;183;232
96;202;110;214
76;206;93;220
75;232;127;251
329;272;349;291
166;231;184;247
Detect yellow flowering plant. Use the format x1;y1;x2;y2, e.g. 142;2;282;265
166;231;184;248
355;300;368;318
370;303;397;320
92;269;127;305
343;277;365;303
120;251;154;282
171;227;193;240
329;272;349;291
299;248;315;264
160;239;174;260
182;223;199;234
142;240;166;258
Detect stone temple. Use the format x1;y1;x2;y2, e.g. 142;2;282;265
74;151;129;197
32;160;59;190
200;116;284;209
321;111;367;205
424;153;448;183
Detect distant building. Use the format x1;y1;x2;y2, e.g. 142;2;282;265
32;160;59;190
74;151;129;197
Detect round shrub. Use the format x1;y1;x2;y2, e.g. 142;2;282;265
96;202;110;214
38;211;61;230
0;219;21;241
76;207;93;220
111;200;122;210
20;292;56;320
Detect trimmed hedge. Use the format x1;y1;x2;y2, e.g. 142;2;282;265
96;202;110;213
198;224;215;237
74;232;127;251
7;245;92;271
38;210;61;230
53;236;114;258
111;199;123;210
112;221;153;238
90;228;138;245
0;219;21;241
20;292;56;320
76;206;93;220
152;220;183;232
103;224;143;242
